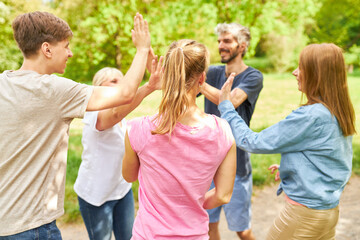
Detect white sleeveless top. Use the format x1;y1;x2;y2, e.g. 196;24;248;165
74;111;131;206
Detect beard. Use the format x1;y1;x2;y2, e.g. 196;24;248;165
220;45;240;63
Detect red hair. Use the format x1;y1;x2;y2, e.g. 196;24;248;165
299;43;356;136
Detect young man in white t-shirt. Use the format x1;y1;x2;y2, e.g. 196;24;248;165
0;11;152;239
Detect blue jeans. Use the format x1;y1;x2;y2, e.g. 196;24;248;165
0;221;62;240
78;189;134;240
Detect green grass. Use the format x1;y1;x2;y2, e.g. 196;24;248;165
62;72;360;222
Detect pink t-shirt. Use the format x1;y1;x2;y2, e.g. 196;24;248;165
127;115;234;240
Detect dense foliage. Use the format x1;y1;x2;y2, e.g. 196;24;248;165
1;0;360;79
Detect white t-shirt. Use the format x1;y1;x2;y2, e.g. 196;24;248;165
0;70;93;236
74;111;132;206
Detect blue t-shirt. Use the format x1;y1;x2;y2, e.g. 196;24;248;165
204;65;263;176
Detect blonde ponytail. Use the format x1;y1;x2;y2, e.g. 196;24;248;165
152;40;209;135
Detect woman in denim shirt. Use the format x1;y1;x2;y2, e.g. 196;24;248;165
218;43;356;240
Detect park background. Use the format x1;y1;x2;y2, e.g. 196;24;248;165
1;0;359;223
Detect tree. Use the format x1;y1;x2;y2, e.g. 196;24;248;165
310;0;360;69
259;0;319;72
51;0;138;82
54;0;219;82
0;0;51;72
2;0;324;77
0;1;22;71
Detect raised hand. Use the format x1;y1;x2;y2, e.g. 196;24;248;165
146;47;156;73
148;56;164;91
268;164;280;181
131;13;151;51
219;72;235;103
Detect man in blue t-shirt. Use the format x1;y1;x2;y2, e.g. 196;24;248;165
200;23;263;240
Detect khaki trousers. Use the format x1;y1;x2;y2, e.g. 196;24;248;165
266;201;339;240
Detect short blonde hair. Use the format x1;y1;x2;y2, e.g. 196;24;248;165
92;67;124;86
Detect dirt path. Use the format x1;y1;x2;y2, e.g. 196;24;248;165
58;175;360;240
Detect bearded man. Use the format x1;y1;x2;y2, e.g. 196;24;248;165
200;23;263;240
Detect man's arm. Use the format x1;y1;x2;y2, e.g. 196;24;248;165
200;81;248;108
95;57;163;130
86;13;150;111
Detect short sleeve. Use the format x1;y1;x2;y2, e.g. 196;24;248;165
82;111;100;132
50;75;94;119
236;70;263;105
206;65;223;88
127;117;151;154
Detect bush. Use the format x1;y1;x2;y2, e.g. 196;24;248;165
244;57;273;73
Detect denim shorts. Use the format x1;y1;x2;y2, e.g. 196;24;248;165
207;173;253;232
0;221;61;240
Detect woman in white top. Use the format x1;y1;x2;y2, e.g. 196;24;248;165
74;60;162;240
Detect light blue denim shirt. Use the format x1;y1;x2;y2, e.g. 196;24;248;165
219;100;353;210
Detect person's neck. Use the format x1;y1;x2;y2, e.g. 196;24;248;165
179;104;207;127
225;56;248;77
19;57;52;75
178;91;207;127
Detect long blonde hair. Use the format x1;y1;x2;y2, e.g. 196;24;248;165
299;43;356;136
152;39;209;135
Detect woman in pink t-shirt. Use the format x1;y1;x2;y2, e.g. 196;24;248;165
122;39;237;240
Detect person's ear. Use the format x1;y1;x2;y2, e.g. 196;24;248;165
41;42;52;58
239;42;246;53
199;72;206;85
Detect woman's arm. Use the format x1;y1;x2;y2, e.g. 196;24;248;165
219;73;319;154
203;141;236;209
219;100;319;154
95;57;163;131
122;131;140;182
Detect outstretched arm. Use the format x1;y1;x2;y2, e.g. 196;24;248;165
96;56;163;131
203;141;236;209
219;73;320;154
87;13;151;111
